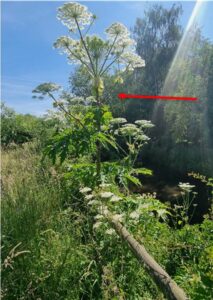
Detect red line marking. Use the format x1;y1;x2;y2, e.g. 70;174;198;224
118;93;197;101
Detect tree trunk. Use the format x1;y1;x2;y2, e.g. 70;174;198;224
106;212;188;300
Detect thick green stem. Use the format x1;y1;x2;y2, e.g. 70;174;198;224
95;82;102;182
96;139;101;182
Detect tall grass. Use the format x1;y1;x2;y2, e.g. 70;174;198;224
1;143;98;299
1;143;212;299
1;143;163;299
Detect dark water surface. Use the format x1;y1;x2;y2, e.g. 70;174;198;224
136;164;211;224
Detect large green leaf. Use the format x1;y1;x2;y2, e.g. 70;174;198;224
125;174;142;186
132;168;153;176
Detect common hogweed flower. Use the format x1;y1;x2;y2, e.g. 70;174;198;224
122;123;137;128
106;22;129;38
119;125;140;137
106;23;135;52
99;183;111;188
32;82;61;96
135;120;154;128
110;118;127;125
86;96;97;104
178;182;195;193
136;193;157;201
135;134;150;142
44;110;66;122
129;211;140;220
94;214;104;220
85;194;94;200
57;2;93;32
110;196;121;203
93;221;102;229
106;228;116;235
53;36;76;53
69;96;85;105
55;3;145;76
88;200;98;206
120;52;145;72
100;192;114;199
54;37;89;65
80;187;92;194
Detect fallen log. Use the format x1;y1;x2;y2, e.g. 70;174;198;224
106;211;188;300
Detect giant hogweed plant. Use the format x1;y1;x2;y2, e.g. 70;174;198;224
33;2;152;188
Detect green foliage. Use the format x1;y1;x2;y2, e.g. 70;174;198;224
2;142;213;299
111;3;183;121
3;2;213;299
152;31;213;176
43;105;114;164
1;103;54;148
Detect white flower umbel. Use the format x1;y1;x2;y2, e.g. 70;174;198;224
100;192;114;199
99;183;111;188
54;36;76;53
110;118;127;125
44;110;66;123
94;214;104;220
54;3;145;78
122;123;137;128
135;120;154;128
85;194;94;200
129;211;140;220
106;22;129;38
54;37;89;65
80;187;92;194
135;134;150;142
93;221;102;229
33;82;61;95
139;203;150;209
57;2;93;32
88;200;98;206
178;182;195;193
120;52;145;72
86;96;97;104
110;196;121;203
68;96;85;105
119;125;140;137
106;228;116;235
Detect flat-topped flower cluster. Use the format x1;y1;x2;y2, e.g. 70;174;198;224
54;2;145;76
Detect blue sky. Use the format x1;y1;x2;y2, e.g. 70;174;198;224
2;1;213;115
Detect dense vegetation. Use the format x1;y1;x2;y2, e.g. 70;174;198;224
1;2;213;299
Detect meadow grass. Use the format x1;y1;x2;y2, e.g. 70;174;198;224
1;143;213;299
1;143;96;299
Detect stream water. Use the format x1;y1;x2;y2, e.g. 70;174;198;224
136;164;211;224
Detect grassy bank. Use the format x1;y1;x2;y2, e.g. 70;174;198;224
1;143;213;299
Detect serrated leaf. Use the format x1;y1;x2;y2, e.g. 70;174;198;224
132;168;153;176
96;132;118;150
125;174;141;186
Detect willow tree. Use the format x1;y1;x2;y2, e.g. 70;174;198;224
33;2;145;180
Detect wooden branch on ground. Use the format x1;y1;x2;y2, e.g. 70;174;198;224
105;211;188;300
